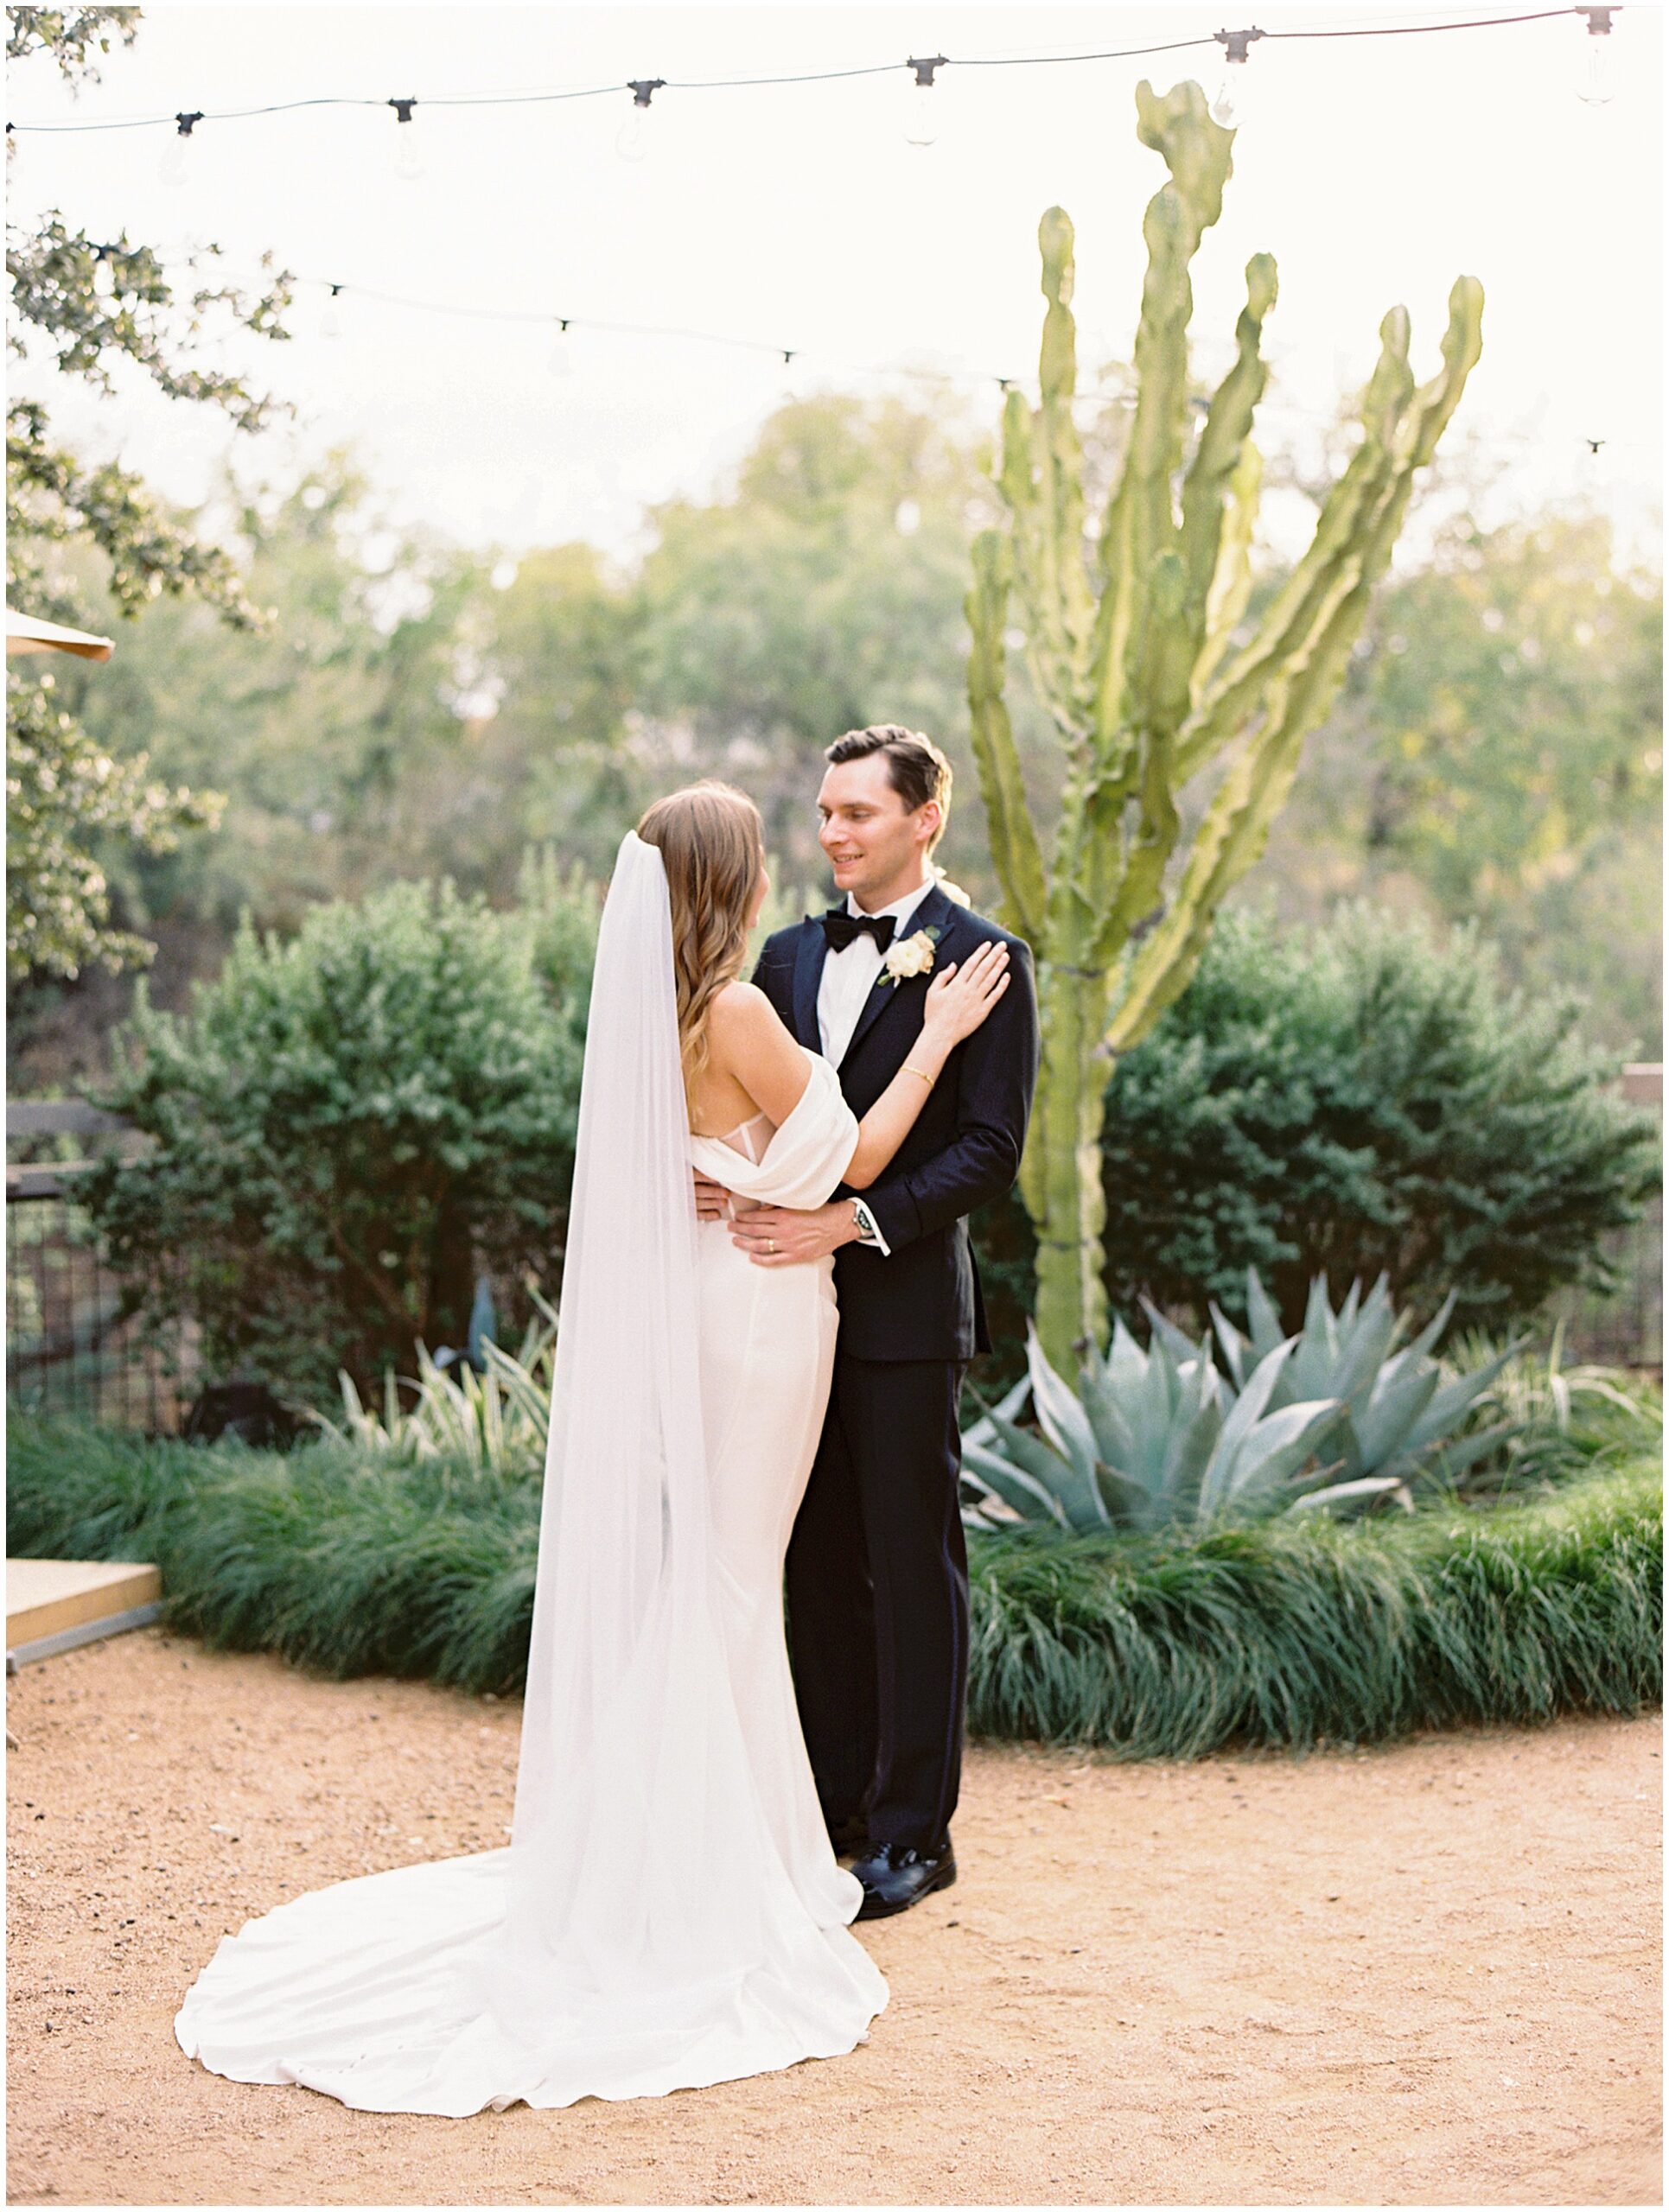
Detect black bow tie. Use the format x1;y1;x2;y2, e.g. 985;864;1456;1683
819;906;896;953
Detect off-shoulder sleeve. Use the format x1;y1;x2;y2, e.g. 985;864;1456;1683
688;1048;858;1211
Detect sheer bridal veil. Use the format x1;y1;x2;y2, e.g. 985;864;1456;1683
500;826;760;1980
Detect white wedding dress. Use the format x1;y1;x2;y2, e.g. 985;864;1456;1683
174;834;887;2114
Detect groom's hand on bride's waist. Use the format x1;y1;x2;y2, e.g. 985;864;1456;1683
728;1202;861;1266
692;1168;733;1222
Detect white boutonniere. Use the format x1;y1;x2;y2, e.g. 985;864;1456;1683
882;924;942;987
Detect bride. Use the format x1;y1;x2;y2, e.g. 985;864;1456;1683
174;780;1009;2114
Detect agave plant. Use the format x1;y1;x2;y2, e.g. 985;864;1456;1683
961;1317;1345;1535
1206;1269;1526;1509
309;1283;559;1476
961;1268;1526;1535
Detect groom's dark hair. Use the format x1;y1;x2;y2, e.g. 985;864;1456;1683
824;725;952;854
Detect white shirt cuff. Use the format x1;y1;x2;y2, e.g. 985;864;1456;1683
851;1197;892;1256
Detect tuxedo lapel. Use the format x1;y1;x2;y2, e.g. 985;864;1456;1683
791;918;830;1052
838;884;958;1071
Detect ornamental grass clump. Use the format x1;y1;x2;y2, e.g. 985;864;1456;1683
960;1267;1526;1535
8;1413;1656;1751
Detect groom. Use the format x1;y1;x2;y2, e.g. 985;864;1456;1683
694;725;1040;1919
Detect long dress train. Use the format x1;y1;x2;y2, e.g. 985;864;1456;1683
173;835;886;2113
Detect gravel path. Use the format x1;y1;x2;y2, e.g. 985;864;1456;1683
6;1627;1660;2206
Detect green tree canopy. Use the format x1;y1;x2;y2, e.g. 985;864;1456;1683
12;386;1657;1089
63;455;496;938
634;391;998;874
1253;505;1661;1052
6;4;293;980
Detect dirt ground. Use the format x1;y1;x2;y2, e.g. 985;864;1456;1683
5;1626;1660;2208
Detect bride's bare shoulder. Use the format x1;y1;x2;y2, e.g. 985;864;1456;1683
705;983;806;1112
707;980;779;1035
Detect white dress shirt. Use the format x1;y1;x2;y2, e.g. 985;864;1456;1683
817;876;937;1257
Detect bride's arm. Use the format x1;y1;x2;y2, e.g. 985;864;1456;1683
707;943;1010;1192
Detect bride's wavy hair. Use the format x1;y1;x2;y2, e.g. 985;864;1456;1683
635;780;766;1102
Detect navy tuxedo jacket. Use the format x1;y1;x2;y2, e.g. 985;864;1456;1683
752;882;1040;1363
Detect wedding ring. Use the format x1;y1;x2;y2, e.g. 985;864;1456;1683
768;1238;776;1254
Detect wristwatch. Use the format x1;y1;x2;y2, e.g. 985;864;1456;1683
850;1198;887;1251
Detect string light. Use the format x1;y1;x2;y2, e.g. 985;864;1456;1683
615;79;664;163
10;5;1639;474
157;108;202;187
1575;5;1616;100
388;96;422;182
245;269;1640;467
1210;27;1265;127
4;10;1626;142
903;55;947;148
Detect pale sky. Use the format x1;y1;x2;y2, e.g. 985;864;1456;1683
8;1;1665;575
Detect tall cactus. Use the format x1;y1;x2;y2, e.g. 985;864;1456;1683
967;79;1484;1374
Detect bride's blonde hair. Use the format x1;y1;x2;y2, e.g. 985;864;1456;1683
635;780;766;1103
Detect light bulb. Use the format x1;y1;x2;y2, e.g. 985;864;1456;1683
1210;29;1262;129
902;54;946;149
1578;22;1615;104
158;111;201;188
92;251;116;301
548;322;573;377
322;285;342;340
616;79;663;163
388;99;423;182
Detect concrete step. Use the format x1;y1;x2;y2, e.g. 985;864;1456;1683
7;1559;163;1669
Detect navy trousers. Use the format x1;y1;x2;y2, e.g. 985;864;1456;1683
784;1353;969;1855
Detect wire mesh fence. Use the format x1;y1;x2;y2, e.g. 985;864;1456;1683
1555;1217;1662;1365
6;1103;201;1435
1551;1067;1662;1370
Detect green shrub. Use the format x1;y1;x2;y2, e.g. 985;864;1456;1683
82;877;586;1407
1095;901;1658;1336
8;1414;1659;1752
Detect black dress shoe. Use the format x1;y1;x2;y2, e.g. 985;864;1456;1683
851;1840;957;1920
826;1814;870;1856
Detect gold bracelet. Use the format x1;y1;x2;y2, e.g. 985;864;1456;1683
901;1062;934;1085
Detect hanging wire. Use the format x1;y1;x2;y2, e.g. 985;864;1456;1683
4;8;1615;133
251;270;1648;461
10;3;1640;467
